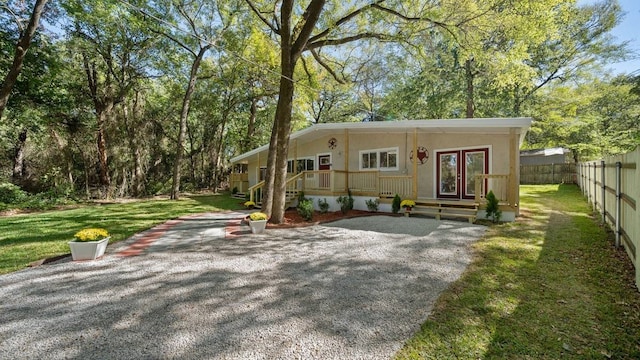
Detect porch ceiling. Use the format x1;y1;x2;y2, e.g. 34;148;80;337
231;117;532;164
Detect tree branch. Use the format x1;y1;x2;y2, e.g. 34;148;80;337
310;49;345;84
244;0;279;35
308;0;385;44
291;0;325;56
307;32;393;49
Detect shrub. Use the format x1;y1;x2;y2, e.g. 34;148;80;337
0;183;27;204
485;190;502;222
232;186;238;194
365;198;379;212
337;189;354;214
297;191;306;203
392;194;401;214
318;198;329;213
297;198;314;221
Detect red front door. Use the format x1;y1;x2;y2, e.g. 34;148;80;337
318;154;331;188
436;148;488;199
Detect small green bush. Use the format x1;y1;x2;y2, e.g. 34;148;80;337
318;198;329;213
485;190;502;222
365;198;379;212
0;183;27;204
297;198;314;221
231;186;238;194
392;194;401;214
337;189;354;214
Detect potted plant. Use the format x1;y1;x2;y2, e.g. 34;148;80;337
244;200;256;209
69;228;110;261
400;199;416;212
248;212;268;234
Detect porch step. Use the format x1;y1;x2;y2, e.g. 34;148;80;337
231;193;246;200
405;200;478;223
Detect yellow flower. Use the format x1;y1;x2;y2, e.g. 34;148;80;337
244;201;256;208
400;199;416;208
74;228;109;242
249;212;268;221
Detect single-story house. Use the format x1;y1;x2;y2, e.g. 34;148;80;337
230;118;532;222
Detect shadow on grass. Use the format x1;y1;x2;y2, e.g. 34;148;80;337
396;184;640;359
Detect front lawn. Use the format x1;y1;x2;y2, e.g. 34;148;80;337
396;184;640;359
0;193;243;274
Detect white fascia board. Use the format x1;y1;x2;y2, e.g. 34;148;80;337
230;117;532;163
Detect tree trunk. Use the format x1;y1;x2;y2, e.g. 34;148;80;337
51;128;74;185
12;128;28;185
96;106;112;190
267;60;296;223
123;98;145;197
243;97;258;152
465;59;475;118
170;46;210;200
0;0;48;119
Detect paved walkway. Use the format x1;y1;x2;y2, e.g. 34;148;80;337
115;211;250;257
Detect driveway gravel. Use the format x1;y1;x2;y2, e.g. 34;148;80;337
0;214;485;359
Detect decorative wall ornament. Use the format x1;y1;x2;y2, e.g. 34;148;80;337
410;146;429;165
328;137;337;149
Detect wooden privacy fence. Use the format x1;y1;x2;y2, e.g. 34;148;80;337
577;148;639;291
520;163;577;184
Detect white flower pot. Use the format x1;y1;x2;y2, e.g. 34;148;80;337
249;220;267;234
68;237;110;261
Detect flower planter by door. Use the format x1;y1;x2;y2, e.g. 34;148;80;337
68;237;110;260
249;220;267;234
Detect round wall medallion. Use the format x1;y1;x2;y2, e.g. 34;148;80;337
410;146;429;165
328;137;337;149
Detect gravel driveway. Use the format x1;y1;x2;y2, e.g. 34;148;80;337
0;215;485;359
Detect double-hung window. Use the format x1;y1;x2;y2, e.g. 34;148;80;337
359;147;399;171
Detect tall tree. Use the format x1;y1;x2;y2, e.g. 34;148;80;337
143;0;238;199
246;0;473;223
0;0;48;120
64;0;153;195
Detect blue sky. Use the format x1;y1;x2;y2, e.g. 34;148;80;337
580;0;640;75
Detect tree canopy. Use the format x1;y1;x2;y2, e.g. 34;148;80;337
0;0;637;217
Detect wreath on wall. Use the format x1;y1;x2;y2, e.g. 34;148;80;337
410;146;429;165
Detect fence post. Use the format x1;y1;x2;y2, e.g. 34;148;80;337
551;163;555;184
615;161;621;248
601;160;606;223
593;162;598;212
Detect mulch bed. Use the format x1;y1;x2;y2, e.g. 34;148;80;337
265;209;387;229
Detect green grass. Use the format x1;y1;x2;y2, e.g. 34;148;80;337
0;193;243;274
396;184;640;359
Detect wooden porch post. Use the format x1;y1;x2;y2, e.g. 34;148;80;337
509;128;518;215
293;139;298;175
412;128;418;199
344;129;349;190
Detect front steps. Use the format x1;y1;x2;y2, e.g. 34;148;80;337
405;199;478;223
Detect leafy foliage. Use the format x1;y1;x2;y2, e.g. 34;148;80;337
485;190;502;223
0;183;27;204
392;194;401;214
336;190;354;214
365;198;379;212
296;198;314;221
318;198;329;213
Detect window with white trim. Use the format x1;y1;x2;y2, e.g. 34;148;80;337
287;158;314;173
359;147;399;171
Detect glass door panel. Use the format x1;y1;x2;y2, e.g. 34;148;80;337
438;152;459;198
